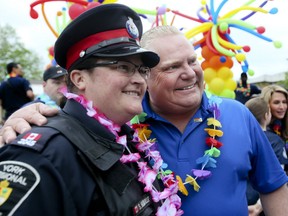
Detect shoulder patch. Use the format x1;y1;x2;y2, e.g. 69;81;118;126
0;161;40;215
10;127;60;152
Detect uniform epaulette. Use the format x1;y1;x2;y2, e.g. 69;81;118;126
10;127;60;152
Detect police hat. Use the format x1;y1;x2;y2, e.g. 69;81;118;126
43;66;67;81
54;4;160;71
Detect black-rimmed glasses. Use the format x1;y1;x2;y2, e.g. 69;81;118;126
83;60;151;79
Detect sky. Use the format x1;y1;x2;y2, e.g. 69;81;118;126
1;0;288;82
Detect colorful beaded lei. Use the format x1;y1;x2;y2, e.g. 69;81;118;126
271;119;282;136
133;95;223;196
175;96;223;195
270;120;288;150
237;81;251;97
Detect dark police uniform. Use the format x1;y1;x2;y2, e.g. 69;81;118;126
0;99;160;215
0;76;33;119
0;3;162;215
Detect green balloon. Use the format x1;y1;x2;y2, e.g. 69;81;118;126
248;69;254;76
273;41;282;48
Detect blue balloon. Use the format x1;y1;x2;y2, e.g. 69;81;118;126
269;8;278;15
220;56;226;63
51;58;57;66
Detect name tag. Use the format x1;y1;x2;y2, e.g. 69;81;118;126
132;195;152;215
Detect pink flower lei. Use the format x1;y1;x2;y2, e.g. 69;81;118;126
62;90;184;216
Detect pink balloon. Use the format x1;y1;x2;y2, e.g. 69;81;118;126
87;2;101;10
256;26;265;34
30;8;38;19
242;46;250;52
69;4;86;20
48;46;54;57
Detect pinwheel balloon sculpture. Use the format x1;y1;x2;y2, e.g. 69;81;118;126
173;0;281;98
30;0;282;98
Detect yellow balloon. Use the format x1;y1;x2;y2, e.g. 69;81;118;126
204;68;217;83
209;78;225;95
201;0;207;5
102;0;118;4
235;53;246;62
185;22;213;39
217;67;233;80
225;78;237;91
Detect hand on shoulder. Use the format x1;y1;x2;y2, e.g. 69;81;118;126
0;103;58;145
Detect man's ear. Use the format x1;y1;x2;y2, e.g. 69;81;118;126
70;70;86;91
42;81;47;88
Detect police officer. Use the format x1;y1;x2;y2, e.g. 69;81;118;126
0;4;173;215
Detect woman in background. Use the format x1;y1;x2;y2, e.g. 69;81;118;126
245;96;288;216
261;85;288;171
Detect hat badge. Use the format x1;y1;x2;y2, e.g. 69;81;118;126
126;17;139;39
79;50;86;58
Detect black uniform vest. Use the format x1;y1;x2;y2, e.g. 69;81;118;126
44;114;160;216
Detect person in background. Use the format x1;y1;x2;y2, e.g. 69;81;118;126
0;4;182;215
260;84;288;171
25;66;67;109
1;22;288;216
0;62;34;122
245;96;288;216
235;72;261;104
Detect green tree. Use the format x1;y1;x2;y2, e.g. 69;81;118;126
0;24;42;81
277;72;288;89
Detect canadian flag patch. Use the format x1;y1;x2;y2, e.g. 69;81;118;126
17;133;42;146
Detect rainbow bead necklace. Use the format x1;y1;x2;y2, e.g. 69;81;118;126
133;95;224;196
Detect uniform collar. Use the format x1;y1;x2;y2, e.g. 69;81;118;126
62;99;135;141
60;99;136;171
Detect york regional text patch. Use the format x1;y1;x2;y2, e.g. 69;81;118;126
0;161;40;216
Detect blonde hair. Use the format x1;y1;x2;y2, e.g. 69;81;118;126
260;84;288;139
245;97;269;126
261;85;288;103
140;26;183;49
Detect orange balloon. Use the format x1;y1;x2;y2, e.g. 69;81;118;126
201;45;215;60
209;55;222;70
222;57;234;68
201;60;210;70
